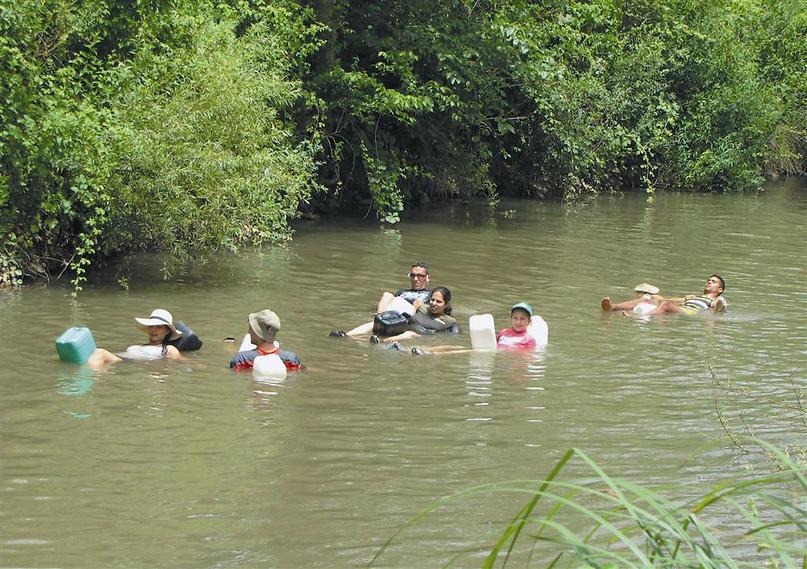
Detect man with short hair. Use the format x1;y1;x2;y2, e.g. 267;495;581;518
376;261;431;313
601;274;727;315
230;309;303;371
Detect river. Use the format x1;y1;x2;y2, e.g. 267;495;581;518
1;178;805;567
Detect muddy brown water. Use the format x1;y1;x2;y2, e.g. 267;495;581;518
1;179;805;567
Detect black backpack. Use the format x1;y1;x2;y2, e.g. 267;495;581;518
372;311;409;337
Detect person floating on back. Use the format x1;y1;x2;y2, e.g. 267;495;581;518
229;309;303;371
601;274;727;316
330;261;432;338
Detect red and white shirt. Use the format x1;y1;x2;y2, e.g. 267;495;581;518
496;328;537;351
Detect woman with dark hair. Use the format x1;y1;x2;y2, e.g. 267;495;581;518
371;286;459;344
87;308;186;370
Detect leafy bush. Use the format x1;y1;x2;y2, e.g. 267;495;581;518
306;0;806;212
2;0;804;285
106;11;321;254
0;0;322;287
0;0;117;288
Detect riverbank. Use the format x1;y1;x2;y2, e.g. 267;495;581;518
2;0;805;289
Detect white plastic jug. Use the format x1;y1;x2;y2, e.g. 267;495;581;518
387;296;415;317
253;354;287;380
527;315;549;346
239;335;281;352
239;333;256;352
469;314;497;350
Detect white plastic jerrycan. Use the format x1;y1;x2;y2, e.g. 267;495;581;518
387;296;415;317
239;333;256;352
469;314;497;350
527;315;549;347
253;354;287;380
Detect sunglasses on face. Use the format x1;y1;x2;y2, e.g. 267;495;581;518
409;272;428;278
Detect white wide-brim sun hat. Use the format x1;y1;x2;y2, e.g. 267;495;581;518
134;308;182;340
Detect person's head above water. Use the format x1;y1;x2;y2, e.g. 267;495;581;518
408;262;430;290
704;274;725;296
510;302;533;332
428;286;452;316
248;309;281;344
135;308;182;344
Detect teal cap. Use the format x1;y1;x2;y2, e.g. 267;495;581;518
510;302;533;317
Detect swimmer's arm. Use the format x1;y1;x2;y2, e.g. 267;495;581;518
642;293;687;303
657;295;690;303
164;345;185;361
712;297;727;313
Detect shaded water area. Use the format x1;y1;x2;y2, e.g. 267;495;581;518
1;179;805;567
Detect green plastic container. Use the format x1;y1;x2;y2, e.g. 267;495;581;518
55;327;96;363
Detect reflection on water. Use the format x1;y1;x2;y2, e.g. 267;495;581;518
57;367;95;397
0;179;805;567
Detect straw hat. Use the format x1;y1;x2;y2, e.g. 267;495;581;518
634;283;660;295
135;308;182;340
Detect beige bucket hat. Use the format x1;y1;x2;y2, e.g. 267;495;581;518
634;283;660;295
248;309;282;341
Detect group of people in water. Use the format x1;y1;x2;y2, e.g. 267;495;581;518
328;263;461;345
81;261;727;371
325;261;543;355
86;308;303;372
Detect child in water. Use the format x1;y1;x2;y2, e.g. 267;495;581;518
496;302;537;351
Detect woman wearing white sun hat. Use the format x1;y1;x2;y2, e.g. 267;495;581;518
87;308;185;370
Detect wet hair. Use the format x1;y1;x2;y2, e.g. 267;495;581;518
430;286;452;315
160;326;172;346
411;261;429;274
709;274;726;294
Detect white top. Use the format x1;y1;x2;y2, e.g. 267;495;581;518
123;345;164;360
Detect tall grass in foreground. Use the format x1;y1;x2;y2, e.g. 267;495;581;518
371;439;806;568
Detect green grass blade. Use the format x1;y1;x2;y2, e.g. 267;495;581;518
484;447;575;568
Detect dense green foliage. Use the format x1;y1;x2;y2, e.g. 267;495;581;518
0;0;322;288
1;0;805;285
306;0;805;214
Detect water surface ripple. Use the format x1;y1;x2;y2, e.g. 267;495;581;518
1;180;805;567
